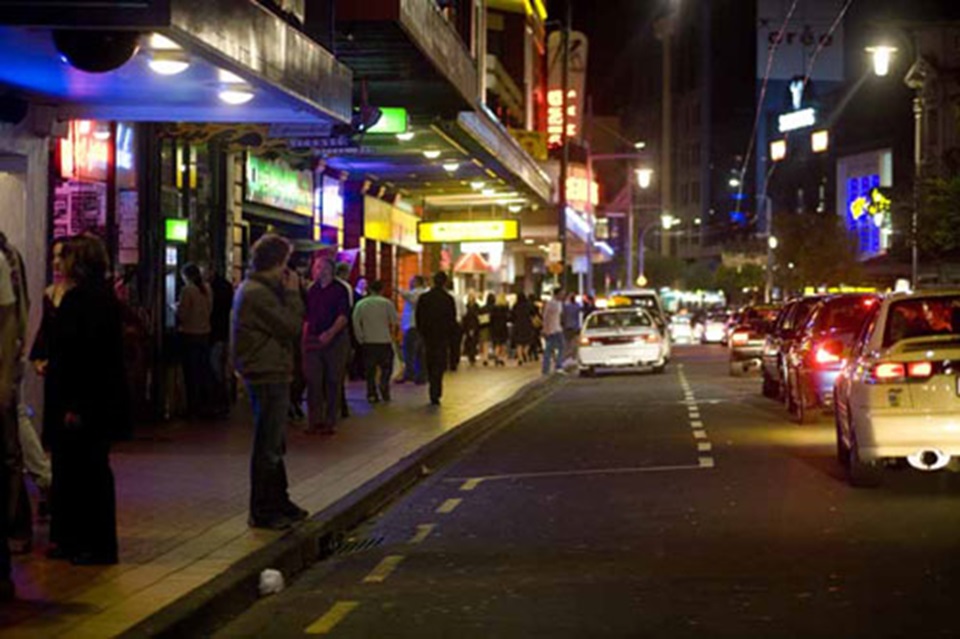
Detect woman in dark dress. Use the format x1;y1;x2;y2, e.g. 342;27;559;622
490;293;510;366
462;292;481;366
511;293;535;365
46;234;131;565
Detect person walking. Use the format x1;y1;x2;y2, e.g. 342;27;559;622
541;287;565;375
233;234;307;530
462;292;481;366
176;263;213;418
208;267;235;417
45;234;131;565
415;272;457;406
348;277;369;381
303;256;351;434
334;262;354;419
399;275;426;383
446;283;465;372
352;280;398;404
511;292;535;365
490;293;510;366
478;292;495;365
562;293;582;365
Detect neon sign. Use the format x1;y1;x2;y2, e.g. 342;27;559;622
566;174;599;210
547;89;579;148
60;120;111;181
246;154;314;217
850;187;891;227
778;107;817;133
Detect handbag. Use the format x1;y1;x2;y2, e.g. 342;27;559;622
478;313;491;327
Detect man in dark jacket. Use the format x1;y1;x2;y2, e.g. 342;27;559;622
233;234;307;530
415;271;457;406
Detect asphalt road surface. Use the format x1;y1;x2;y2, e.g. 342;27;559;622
216;346;960;638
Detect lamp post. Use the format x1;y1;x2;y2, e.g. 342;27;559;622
765;234;778;303
637;213;676;287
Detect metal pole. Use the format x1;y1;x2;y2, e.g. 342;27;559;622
638;224;646;285
558;0;571;280
586;96;594;296
657;14;674;258
764;196;773;303
912;93;923;289
626;165;635;286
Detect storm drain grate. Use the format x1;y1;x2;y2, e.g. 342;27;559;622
323;535;385;558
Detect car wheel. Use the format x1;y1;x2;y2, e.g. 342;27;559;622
785;370;798;414
835;397;850;467
579;367;595;378
795;378;818;425
653;362;666;374
761;370;779;398
848;429;881;488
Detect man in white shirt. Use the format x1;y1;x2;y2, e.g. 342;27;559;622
541;287;565;375
352;280;399;403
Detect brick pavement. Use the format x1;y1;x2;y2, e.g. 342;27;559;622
0;364;542;638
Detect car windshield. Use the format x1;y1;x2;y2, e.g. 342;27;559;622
586;311;652;330
814;296;877;334
883;296;960;347
740;307;779;331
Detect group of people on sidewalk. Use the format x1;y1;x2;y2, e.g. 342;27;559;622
0;232;131;601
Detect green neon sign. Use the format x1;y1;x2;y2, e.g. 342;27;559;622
246;154;314;217
367;107;409;134
165;218;189;243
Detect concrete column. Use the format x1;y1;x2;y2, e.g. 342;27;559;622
342;180;365;250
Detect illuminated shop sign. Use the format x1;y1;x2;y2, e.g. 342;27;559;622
165;218;189;243
846;174;891;258
418;220;520;244
547;89;579;147
246;154;314;217
778;107;817;133
546;30;588;148
367;107;408;134
566;170;599;210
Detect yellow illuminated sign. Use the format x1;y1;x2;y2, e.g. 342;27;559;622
850;187;891;224
418;220;520;244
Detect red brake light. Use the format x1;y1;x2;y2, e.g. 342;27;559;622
863;298;878;307
814;346;841;365
873;362;905;381
908;361;933;378
731;331;749;345
579;336;591;346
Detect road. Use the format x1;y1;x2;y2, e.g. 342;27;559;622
216;346;960;638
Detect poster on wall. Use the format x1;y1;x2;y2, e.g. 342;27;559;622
118;189;139;265
53;181;108;240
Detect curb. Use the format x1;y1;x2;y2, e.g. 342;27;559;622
120;373;564;638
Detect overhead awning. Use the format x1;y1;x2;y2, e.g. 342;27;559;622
0;0;352;124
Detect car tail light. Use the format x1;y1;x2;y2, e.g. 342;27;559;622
731;331;749;346
814;343;842;366
872;362;905;381
907;361;933;378
635;333;660;344
579;336;592;346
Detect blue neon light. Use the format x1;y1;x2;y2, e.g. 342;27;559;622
846;174;881;259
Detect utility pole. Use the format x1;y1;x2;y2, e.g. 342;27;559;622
558;0;571;282
655;12;675;258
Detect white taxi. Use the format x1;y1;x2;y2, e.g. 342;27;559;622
577;308;666;376
834;291;960;486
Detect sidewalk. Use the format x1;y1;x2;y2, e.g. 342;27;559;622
1;364;544;638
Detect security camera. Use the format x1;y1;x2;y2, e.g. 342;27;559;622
53;30;141;74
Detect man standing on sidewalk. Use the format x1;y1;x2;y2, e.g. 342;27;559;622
561;294;582;365
416;272;457;406
541;287;565;375
232;234;307;531
399;275;426;383
303;256;351;434
352;280;398;404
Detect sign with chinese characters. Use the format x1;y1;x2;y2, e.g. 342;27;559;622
417;220;520;244
245;154;314;217
547;30;588;147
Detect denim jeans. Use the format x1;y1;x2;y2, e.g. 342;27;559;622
402;328;425;383
542;332;565;375
304;335;349;429
247;382;292;522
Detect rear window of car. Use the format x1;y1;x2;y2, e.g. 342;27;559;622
884;296;960;347
586;311;652;330
812;296;878;333
740;306;780;331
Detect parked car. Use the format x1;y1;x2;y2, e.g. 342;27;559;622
577;308;667;376
834;291;960;486
669;314;695;345
784;294;880;424
699;312;729;344
761;296;826;399
728;305;781;376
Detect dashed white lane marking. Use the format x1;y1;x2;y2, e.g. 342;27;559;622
693;429;707;440
679;370;714;468
363;555;405;584
447;464;708;484
305;601;360;634
436;498;462;514
698;442;713;452
699;456;716;468
690;421;704;429
460;478;483;491
409;524;436;545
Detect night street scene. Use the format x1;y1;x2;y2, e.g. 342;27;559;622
5;0;960;637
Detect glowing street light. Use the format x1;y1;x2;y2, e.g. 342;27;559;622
768;235;779;250
636;168;654;189
866;45;898;77
661;213;677;230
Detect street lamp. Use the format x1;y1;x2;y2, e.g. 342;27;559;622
636;168;654;190
765;235;778;303
867;45;898;77
636;214;676;288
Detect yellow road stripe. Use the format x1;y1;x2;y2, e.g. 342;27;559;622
697;442;712;452
305;601;360;634
690;421;704;428
363;555;405;584
460;478;483;491
409;524;436;545
699;456;715;468
693;429;707;439
436;498;462;514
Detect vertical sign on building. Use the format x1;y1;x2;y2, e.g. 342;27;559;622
756;0;845;82
546;30;588;148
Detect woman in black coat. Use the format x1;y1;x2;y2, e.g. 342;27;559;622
511;294;535;365
46;234;131;565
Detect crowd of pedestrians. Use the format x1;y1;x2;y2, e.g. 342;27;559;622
0;229;593;598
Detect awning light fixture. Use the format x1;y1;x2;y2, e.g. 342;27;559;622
423;149;441;159
217;69;254;105
442;162;459;172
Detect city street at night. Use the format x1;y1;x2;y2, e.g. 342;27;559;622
217;345;960;638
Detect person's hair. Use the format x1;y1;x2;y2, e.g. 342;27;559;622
62;233;110;285
433;271;448;288
181;262;205;291
335;262;350;277
553;287;564;298
413;275;425;288
313;254;335;275
250;234;291;272
486;292;496;306
369;280;384;294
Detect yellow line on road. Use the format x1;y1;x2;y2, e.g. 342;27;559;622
699;456;716;468
363;555;405;584
305;601;360;634
409;524;436;545
697;442;712;452
690;421;704;428
693;429;707;439
436;498;463;514
460;478;483;491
